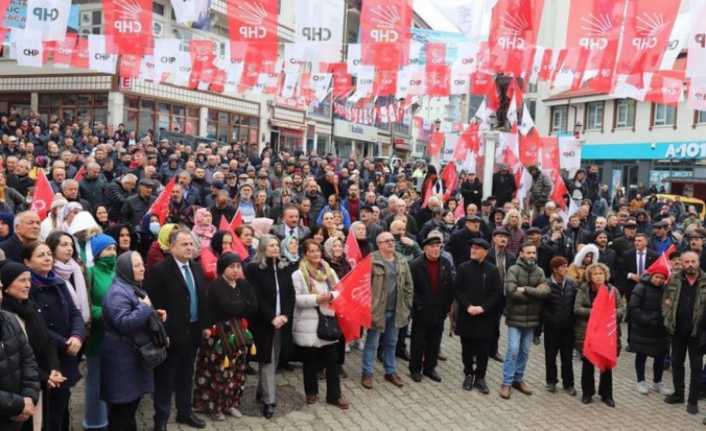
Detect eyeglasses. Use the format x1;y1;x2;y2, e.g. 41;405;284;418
377;239;395;245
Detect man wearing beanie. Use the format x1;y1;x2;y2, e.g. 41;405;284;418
542;256;577;395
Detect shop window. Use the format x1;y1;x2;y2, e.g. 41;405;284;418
38;93;108;128
614;99;635;129
550;106;567;134
585;101;604;131
206;110;259;144
123;97;199;136
653;103;676;127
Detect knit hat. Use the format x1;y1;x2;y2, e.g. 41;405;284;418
91;234;117;258
649;265;670;279
0;261;31;290
51;194;69;210
549;256;568;271
217;251;242;276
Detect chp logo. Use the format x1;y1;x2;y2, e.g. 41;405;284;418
194;44;213;62
238;2;269;39
579;13;613;50
114;0;144;33
301;27;331;42
32;6;60;22
368;5;401;42
632;12;670;50
498;14;529;49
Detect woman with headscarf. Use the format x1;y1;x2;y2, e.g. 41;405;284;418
200;230;234;283
250;218;274;241
0;212;14;243
145;223;179;274
323;236;352;377
92;204;111;231
107;223;133;256
349;221;371;258
24;241;85;431
0;260;66;431
191;208;217;259
133;214;160;262
59;202;83;233
101;251;167;430
281;235;300;265
193;253;258;421
46;231;91;331
82;234;118;431
244;234;295;419
40;194;68;242
291;240;349;409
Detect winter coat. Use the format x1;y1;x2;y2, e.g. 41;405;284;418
105;179;133;222
244;260;295;363
662;270;706;338
409;255;454;325
542;277;578;331
453;259;503;339
79;177;107;210
291;268;340;348
100;278;156;404
504;258;549;328
120;193;156;227
492;172;517;206
370;251;414;332
530;171;553;207
628;277;670;357
0;311;39;431
460;178;483;207
574;283;625;352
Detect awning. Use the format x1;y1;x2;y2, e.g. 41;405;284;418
661;176;706;184
269;119;308;131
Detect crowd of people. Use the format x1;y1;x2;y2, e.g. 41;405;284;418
1;111;706;430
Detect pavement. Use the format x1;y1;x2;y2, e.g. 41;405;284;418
69;321;705;430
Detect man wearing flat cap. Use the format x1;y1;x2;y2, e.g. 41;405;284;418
453;237;503;394
408;235;454;383
445;215;484;268
120;178;156;227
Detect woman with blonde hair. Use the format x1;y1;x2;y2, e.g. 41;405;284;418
568;244;599;283
502;209;525;256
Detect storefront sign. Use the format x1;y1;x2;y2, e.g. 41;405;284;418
394;138;410;150
333;120;377;142
583;141;706;160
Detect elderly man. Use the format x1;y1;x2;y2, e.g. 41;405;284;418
0;211;41;262
62;179;91;212
120;178;156;227
79;162;106;209
532;202;556;231
105;174;137;223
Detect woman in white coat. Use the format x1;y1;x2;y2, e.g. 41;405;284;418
292;239;350;409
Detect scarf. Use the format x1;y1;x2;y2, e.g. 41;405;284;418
0;295;51;361
192;210;217;250
281;235;299;263
299;259;337;294
91;256;117;298
116;252;148;297
157;223;179;251
53;258;90;323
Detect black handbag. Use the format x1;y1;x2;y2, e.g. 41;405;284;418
135;341;168;370
316;306;341;341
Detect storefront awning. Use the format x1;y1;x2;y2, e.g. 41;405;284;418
661;176;706;184
269;119;308;131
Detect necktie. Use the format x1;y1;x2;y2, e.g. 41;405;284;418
497;253;505;286
638;252;644;275
183;264;198;322
290;228;295;238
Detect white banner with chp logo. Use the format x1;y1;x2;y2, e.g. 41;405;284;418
558;134;582;173
294;0;344;62
25;0;72;41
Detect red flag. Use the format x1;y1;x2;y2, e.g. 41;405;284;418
230;208;243;231
644;71;684;106
440;162;458;201
71;37;89;69
29;169;54;221
52;35;76;68
344;229;363;267
219;215;249;260
147;176;176;224
549;169;568;211
454;197;465;222
329;255;373;342
519;129;541;166
119;54;141;78
425;65;450;97
470;72;494;96
583;287;619;372
453;133;471;160
73;165;85;183
489;0;545;73
420;177;435;209
374;70;397;97
541;136;560;171
429;132;445;157
103;0;153;56
646;244;677;276
360;0;412;69
226;0;279;70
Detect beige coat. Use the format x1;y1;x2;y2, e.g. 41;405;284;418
292;268;340;348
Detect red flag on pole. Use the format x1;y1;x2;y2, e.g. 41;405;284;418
73;165;86;182
429;132;445;157
549;169;568;211
344;229;363;267
646;244;677;276
583;287;619;372
454;197;465;222
230;208;243;231
147;176;176;224
330;255;373;342
440;162;458;201
29;169;54;221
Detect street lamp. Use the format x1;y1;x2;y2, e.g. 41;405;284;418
434;118;441;132
573;121;583;137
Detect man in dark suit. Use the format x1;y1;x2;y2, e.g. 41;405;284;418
408;236;454;383
0;211;41;262
620;233;658;302
270;204;311;242
145;229;209;431
486;228;516;362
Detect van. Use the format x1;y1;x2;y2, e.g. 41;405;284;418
655;194;706;220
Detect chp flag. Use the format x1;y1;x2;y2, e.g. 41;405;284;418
103;0;153;55
294;0;344;62
29;169;54;221
329;254;373;342
25;0;72;41
688;0;706;78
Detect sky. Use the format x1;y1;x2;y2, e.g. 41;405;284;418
413;0;459;33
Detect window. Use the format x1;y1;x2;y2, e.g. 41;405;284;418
585;102;604;130
653;104;676;127
698;111;706;124
526;99;537;121
152;2;165;15
526;83;538;93
551;106;567;133
206;110;259;144
38;93;108;127
123;97;200;137
308;95;332;118
79;10;102;35
615;99;636;129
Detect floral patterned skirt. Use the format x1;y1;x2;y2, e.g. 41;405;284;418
192;334;248;414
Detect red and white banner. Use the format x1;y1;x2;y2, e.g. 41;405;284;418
359;0;413;69
519;129;542;166
147;176;176;224
103;0;153;55
687;79;706;111
330;255;373;342
429;131;445;157
644;71;684;106
489;0;545;73
541;136;560;172
119;54;141;78
52;35;76;68
344;229;363;267
227;0;278;67
583;287;618;372
71;36;89;69
687;0;706;78
15;31;44;68
295;0;344;45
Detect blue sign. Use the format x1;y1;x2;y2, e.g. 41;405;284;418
582;141;706;160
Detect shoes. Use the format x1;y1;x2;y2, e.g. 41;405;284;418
384;373;404;388
396;350;411;361
356;339;365;350
175;413;206;429
637;380;649;395
687;403;699;415
245;364;256;375
361;374;373;389
339;365;348;378
545;383;556;393
653;382;670;395
210;412;226;422
462;375;474;391
490;353;504;363
581;395;592;404
474;378;490;394
423;370;442;382
255;392;277;407
154;426;167;431
345;343;351;353
263;404;275;419
306;395;318;405
326;398;351;409
601;397;615;408
225;408;242;418
411;372;422;383
564;386;577;396
512;381;533;396
664;394;685;404
533;336;540;345
499;384;511;400
438;352;448;361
